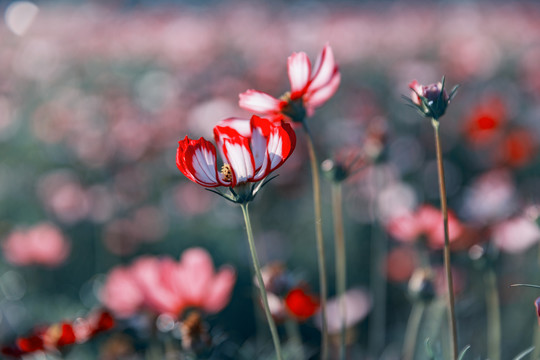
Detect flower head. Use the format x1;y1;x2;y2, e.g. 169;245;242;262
2;223;70;267
176;115;296;204
239;44;340;123
100;248;236;318
406;77;458;120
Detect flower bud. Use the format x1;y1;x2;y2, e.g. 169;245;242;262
407;77;458;120
408;268;436;302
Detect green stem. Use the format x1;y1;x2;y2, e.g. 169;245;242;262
285;319;305;359
485;267;501;360
302;122;329;360
331;182;347;360
240;204;283;360
432;119;458;360
402;302;426;360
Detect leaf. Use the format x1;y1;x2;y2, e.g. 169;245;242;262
458;345;471;360
512;346;534;360
511;284;540;290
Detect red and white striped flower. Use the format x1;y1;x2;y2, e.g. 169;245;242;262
239;44;340;123
176;116;296;202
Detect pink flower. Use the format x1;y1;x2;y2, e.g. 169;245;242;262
239;44;340;123
2;223;70;267
173;247;236;314
100;248;236;318
492;216;540;254
385;205;463;249
100;266;144;318
177;115;295;203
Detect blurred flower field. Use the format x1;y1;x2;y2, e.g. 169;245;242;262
2;1;540;359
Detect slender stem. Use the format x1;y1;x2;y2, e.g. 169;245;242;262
484;267;501;360
331;182;347;360
368;169;387;358
432;119;458;360
240;204;283;360
402;302;426;360
302;122;329;360
285;319;305;359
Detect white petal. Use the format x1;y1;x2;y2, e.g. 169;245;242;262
288;52;311;94
239;90;281;114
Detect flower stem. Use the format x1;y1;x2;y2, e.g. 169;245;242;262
402;301;426;360
484;267;501;360
331;182;347;360
302;121;329;360
240;203;283;360
431;119;458;360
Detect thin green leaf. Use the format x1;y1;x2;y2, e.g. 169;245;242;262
512;346;534;360
458;345;471;360
511;284;540;290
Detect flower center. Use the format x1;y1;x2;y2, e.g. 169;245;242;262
221;164;233;182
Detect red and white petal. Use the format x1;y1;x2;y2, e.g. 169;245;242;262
250;116;272;176
288;52;311;98
409;80;423;106
222;137;256;185
307;44;338;94
179;137;222;187
305;70;341;109
215;117;251;138
239;90;283;114
270;122;295;170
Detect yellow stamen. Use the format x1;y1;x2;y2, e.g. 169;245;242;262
221;164;232;181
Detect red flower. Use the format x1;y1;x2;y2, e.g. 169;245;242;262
285;288;320;321
239;44;340;123
1;309;115;359
176;116;296;202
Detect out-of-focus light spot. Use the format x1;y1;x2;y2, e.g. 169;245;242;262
388;136;424;174
377;182;417;222
156;313;176;333
0;271;26;301
422;160;462;199
5;1;39;36
136;70;178;113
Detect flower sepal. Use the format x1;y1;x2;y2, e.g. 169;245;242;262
205;175;278;205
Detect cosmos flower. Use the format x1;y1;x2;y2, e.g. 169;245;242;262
101;248;236;318
239;44;340;123
176;115;296;203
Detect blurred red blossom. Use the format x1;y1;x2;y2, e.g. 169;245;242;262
101;247;236;318
464;96;507;145
284;288;320;321
2;222;70;267
1;309;114;359
498;129;537;168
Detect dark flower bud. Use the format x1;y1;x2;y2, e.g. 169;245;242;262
406;77;458;120
408;268;436;302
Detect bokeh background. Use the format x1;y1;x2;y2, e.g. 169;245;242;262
2;1;540;359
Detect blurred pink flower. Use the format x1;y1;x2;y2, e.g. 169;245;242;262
100;248;235;318
239;43;340;122
386;204;463;249
100;266;144;319
174;248;236;313
492;216;540;254
2;223;70;267
315;288;372;334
